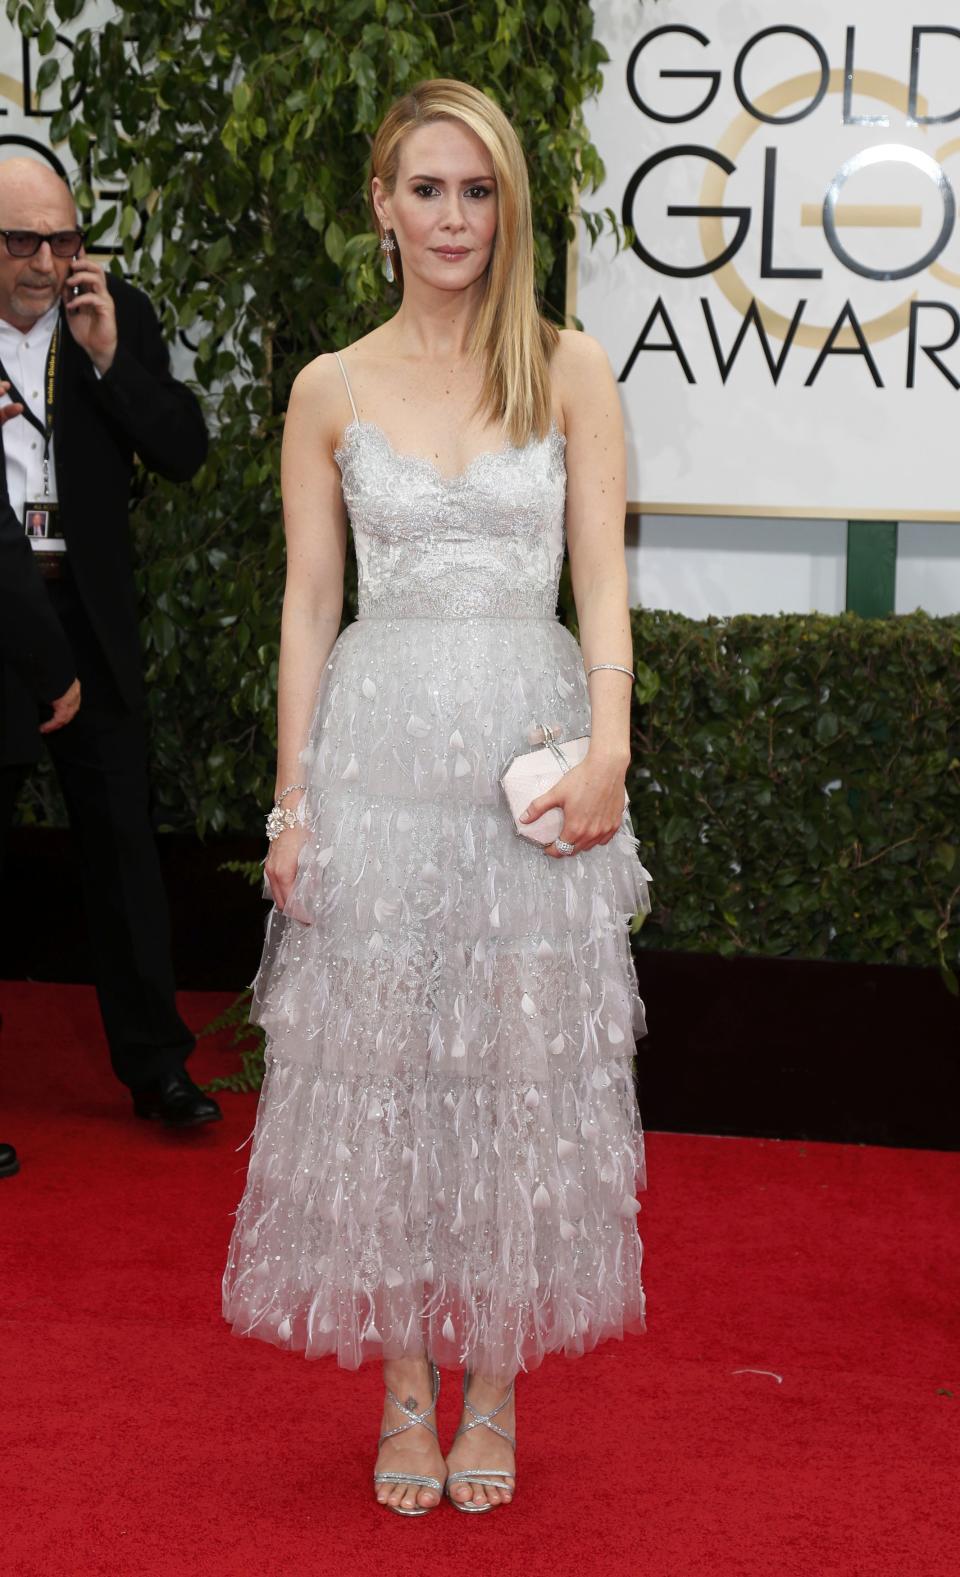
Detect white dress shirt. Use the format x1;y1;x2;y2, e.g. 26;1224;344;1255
0;301;64;552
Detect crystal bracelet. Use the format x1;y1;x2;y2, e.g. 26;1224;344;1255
586;663;636;681
275;781;307;803
266;802;304;841
265;783;308;842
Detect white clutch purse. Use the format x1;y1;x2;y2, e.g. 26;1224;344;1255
500;722;629;846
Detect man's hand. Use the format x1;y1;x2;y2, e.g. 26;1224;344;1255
0;379;24;425
39;678;80;734
62;248;118;375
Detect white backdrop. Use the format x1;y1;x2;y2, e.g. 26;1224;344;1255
577;0;960;526
573;1;958;615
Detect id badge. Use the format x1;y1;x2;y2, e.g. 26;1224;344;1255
23;499;66;552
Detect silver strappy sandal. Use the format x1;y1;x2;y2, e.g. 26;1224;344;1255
373;1360;445;1516
445;1371;516;1513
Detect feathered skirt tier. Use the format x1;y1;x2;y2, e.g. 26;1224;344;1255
222;614;652;1377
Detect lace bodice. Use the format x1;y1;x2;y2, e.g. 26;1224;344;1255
333;418;567;620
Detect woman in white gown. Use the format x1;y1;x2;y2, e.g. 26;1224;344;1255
222;78;652;1516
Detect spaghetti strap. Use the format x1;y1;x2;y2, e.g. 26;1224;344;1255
334;351;360;424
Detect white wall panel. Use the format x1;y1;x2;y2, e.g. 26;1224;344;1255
626;515;847;617
895;523;960;615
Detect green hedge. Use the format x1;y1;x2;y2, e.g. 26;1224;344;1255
204;604;960;1091
625;609;960;990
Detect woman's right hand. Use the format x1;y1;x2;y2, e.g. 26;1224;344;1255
264;824;308;913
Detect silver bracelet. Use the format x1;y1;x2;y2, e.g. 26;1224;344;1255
266;804;302;841
266;782;308;841
586;663;636;681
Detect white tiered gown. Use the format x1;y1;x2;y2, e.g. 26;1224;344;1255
222;389;652;1378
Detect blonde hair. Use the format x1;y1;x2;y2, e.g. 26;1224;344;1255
369;79;558;446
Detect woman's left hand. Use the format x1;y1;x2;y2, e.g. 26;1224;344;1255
519;752;629;858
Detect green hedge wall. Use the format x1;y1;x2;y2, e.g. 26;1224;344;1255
206;603;960;1091
625;609;960;990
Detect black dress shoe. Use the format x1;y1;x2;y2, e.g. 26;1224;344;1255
0;1142;20;1178
132;1069;223;1128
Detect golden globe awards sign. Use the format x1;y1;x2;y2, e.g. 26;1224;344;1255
577;1;960;519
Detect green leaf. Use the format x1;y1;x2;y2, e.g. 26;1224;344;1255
324;219;345;264
205;236;232;271
83;205;117;246
34;56;59;93
67;122;90;161
303;189;326;234
633;661;660;704
129;162;153;202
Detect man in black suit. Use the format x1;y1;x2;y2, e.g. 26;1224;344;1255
0;156;221;1130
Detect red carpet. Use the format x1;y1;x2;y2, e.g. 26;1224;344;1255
1;980;957;1577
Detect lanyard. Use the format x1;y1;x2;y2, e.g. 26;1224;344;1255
0;313;61;497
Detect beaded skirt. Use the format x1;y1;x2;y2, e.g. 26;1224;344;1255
222;419;652;1377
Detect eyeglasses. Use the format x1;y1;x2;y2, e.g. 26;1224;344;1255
0;228;85;258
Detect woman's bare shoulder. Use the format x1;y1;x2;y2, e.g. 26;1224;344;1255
551;329;618;428
289;351;346;405
552;327;614;379
291;326;393;415
286;347;366;448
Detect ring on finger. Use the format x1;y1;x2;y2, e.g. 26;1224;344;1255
554;838;576;855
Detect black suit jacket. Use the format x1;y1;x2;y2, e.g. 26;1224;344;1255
0;501;76;707
0;275;208;763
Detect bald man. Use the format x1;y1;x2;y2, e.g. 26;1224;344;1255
0;157;221;1131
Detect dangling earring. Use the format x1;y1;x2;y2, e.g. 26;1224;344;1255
379;231;397;284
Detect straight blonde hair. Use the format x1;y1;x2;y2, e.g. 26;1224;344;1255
368;79;559;447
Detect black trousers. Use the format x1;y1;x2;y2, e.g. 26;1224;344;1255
0;577;194;1089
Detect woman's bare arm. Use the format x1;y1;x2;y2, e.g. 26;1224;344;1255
519;331;634;856
561;330;633;767
266;356;349;908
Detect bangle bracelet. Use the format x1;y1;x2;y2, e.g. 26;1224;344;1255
275;781;307;804
586;663;636;681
